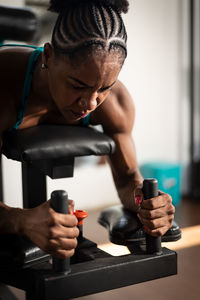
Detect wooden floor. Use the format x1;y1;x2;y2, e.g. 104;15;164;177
9;197;200;300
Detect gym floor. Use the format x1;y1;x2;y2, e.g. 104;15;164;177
10;196;200;300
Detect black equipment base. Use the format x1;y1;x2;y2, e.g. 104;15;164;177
0;238;177;300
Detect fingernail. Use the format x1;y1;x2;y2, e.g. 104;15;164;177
136;196;142;205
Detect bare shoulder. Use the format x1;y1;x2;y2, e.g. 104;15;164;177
0;46;33;93
0;46;32;80
92;80;135;134
0;46;33;131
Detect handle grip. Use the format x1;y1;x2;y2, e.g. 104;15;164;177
50;190;70;273
142;179;162;255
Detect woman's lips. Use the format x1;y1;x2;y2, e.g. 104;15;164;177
71;110;88;119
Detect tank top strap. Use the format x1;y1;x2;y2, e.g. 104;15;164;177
12;46;43;130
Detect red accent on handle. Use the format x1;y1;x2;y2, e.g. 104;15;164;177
136;196;142;205
74;210;88;225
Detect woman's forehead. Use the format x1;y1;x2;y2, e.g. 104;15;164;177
60;51;122;76
70;54;121;85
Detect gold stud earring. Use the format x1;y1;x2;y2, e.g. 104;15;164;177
41;63;47;69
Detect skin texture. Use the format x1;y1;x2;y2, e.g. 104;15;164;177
0;43;175;258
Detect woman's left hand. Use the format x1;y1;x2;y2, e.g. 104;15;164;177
137;191;175;236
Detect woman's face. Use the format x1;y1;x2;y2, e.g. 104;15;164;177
43;44;122;123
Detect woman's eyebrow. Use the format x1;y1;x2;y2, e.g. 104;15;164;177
68;76;93;87
100;81;116;90
68;76;116;89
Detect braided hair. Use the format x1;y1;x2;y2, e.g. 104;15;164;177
48;0;129;62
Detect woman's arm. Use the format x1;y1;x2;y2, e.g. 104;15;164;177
93;80;175;236
0;134;79;258
93;80;143;209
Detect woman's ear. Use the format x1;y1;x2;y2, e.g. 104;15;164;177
42;43;54;68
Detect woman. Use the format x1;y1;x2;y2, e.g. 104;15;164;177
0;0;175;259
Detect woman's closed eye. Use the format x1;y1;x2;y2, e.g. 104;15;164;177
71;85;86;90
71;84;111;93
98;86;112;93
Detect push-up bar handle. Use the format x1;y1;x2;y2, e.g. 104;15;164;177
142;178;162;255
50;190;71;274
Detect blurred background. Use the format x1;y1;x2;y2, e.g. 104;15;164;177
0;0;200;300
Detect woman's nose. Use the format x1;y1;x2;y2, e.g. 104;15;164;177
78;92;98;111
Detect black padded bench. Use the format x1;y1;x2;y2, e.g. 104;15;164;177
0;124;178;300
0;4;38;43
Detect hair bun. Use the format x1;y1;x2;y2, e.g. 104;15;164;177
48;0;129;14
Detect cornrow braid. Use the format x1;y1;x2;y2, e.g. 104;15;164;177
49;1;128;60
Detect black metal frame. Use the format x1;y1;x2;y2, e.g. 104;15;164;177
0;155;3;203
21;157;75;208
22;162;46;208
0;157;177;300
189;0;200;198
0;240;177;300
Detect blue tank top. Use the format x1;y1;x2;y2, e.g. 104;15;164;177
0;44;90;129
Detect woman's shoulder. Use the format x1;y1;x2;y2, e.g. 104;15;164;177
0;46;35;131
91;80;135;134
0;45;34;72
0;46;35;92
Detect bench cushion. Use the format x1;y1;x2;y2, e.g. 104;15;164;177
98;205;181;245
0;5;38;42
0;234;49;269
2;125;115;162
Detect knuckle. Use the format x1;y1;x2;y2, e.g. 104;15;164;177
167;203;175;215
148;210;154;219
65;238;77;250
48;238;56;249
74;227;79;238
68;215;78;226
73;238;78;248
72;215;78;226
69;249;75;257
154;228;163;237
168;222;173;230
160;193;171;204
149;220;155;229
49;213;58;225
149;199;156;209
168;217;174;228
148;231;157;237
48;227;57;238
171;204;176;214
166;194;173;203
143;209;152;219
60;249;75;258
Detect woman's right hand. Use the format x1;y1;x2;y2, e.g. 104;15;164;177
20;200;79;259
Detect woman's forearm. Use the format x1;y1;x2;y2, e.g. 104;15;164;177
0;202;24;235
114;168;143;211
